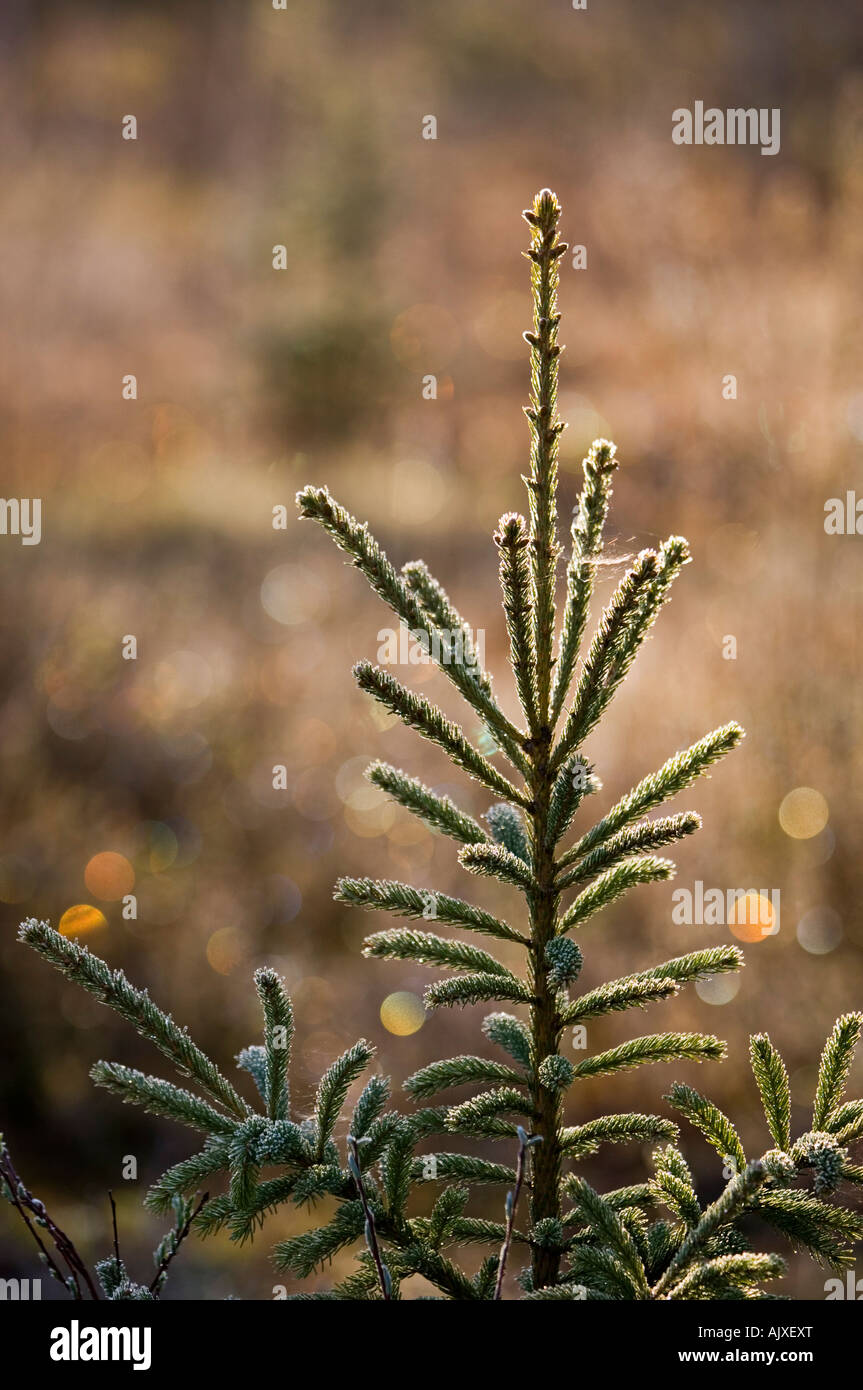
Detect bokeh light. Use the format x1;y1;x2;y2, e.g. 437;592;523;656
390;458;447;526
778;787;829;839
790;825;836;868
58;904;108;936
335;756;380;810
380;991;426;1036
796;906;843;955
134;821;180;872
260;564;329;627
206;927;246;975
154;650;214;710
473;291;528;362
84;851;135;901
134;874;192;927
291;766;340;821
264;874;302;926
728;892;778;943
558;395;612;465
345;802;397;838
695;973;742;1006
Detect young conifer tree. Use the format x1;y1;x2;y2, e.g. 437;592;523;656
16;191;863;1300
294;188;746;1289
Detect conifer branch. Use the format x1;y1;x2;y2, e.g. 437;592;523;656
667;1252;784;1300
754;1189;863;1268
384;1240;481;1300
196;1177;301;1242
411;1153;517;1186
350;1083;393;1150
562;975;681;1025
665;1082;747;1173
523;189;566;728
401;560;531;773
560;723;744;867
568;1246;641;1298
404;1056;528;1100
572;1033;726;1081
367;761;487;845
566;1176;650;1296
362;927;512;977
90;1063;237;1135
813;1014;863;1129
425;974;535;1011
553;550;660;770
560;1113;678;1159
651;1144;702;1228
550;439;619;727
254;967;293;1122
567;952;741;1045
828;1101;863;1144
607;534;691;699
483;1012;532;1066
446;1089;536;1136
643;945;744;986
18;920;248;1119
314;1041;375;1160
451;1217;527;1246
423;1185;470;1248
353;661;530;807
338;877;527;944
653;1161;768;1297
557;856;675;934
458;841;535;893
296;486;524;759
144;1141;232;1213
495;512;540;733
274;1202;367;1278
558;812;701;890
563;1176;656;1217
401;560;492;695
749;1034;792;1151
546;756;601;847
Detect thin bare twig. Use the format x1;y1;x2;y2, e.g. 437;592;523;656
109;1190;121;1268
347;1136;391;1300
149;1192;209;1294
1;1152;69;1291
495;1128;540;1300
0;1142;100;1299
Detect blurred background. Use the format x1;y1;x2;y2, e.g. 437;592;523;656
1;0;862;1299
